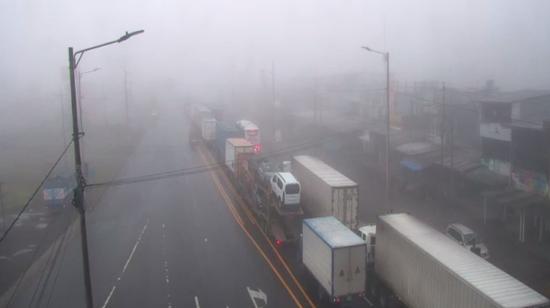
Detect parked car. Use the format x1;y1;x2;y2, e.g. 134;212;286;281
446;223;490;259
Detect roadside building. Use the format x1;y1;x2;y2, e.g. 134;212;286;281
479;93;550;176
478;93;550;242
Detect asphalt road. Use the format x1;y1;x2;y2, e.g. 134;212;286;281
7;105;304;307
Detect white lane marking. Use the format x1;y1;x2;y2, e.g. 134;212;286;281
247;287;267;308
12;248;33;257
102;286;117;308
161;223;173;308
121;222;149;275
35;222;48;229
194;296;200;308
101;219;149;308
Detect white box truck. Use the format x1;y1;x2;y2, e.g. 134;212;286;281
225;138;254;173
370;213;550;308
292;155;358;229
302;216;366;305
201;118;216;141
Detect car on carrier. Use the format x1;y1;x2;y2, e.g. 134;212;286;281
270;172;301;211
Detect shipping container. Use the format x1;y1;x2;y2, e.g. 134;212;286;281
225;138;254;173
201;118;216;141
376;213;550;308
302;217;366;302
292;155;358;229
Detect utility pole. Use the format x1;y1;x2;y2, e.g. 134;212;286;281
0;182;5;233
361;46;391;210
68;47;94;308
271;62;276;107
124;68;129;126
313;78;318;124
67;29;144;308
78;70;83;131
449;116;455;196
77;67;100;132
440;83;446;166
385;52;390;207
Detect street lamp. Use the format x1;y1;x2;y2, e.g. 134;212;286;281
68;29;144;308
362;46;391;210
78;67;101;131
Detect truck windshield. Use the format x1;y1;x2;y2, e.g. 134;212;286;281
285;184;300;194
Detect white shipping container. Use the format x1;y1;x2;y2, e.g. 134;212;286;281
302;217;366;298
293;156;358;229
376;213;550;308
225;138;254;173
201;118;216;141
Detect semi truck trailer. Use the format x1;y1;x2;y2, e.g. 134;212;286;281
363;213;550;308
302;216;366;305
292;155;358;230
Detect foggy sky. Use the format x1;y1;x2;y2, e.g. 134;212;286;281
1;0;550;121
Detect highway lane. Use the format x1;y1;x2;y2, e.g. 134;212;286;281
10;105;299;307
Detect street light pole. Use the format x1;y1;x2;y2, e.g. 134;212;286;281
385;52;390;208
68;46;94;308
362;46;391;210
68;30;144;308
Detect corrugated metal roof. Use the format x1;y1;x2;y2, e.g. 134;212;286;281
294;155;357;188
304;216;365;248
380;213;550;308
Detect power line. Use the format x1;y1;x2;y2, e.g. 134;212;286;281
87;132;345;189
0;141;73;243
87;138;323;187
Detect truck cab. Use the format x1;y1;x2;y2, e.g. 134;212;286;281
358;224;376;267
271;172;301;211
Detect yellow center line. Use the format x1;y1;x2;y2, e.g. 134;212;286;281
227;189;315;308
197;146;304;308
203;148;316;308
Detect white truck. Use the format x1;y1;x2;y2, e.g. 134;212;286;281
292;155;358;229
360;213;550;308
302;216;366;305
201;118;216;142
225;138;254;173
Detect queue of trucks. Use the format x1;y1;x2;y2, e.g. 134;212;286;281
186;104;550;308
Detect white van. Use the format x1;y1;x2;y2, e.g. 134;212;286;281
271;172;301;210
